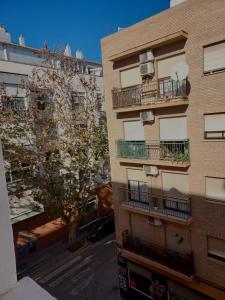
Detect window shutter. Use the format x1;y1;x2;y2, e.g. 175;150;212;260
157;54;186;79
204;42;225;72
206;177;225;202
160;117;187;140
205;114;225;131
124;121;144;141
162;172;189;199
120;67;142;88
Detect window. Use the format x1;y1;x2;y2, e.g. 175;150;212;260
71;92;85;109
204;113;225;139
160;117;187;141
120;67;142;88
162;173;190;213
204;41;225;73
157;54;186;79
128;180;148;204
2;97;25;111
124;120;144;141
208;236;225;262
206;177;225;203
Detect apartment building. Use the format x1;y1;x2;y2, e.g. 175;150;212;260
0;139;56;300
101;0;225;299
0;24;105;224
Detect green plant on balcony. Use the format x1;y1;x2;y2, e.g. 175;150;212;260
173;152;189;163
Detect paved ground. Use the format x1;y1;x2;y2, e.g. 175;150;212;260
18;234;122;300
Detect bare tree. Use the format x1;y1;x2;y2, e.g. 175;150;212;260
0;49;109;250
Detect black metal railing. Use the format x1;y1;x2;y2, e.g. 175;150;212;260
159;78;187;99
117;140;189;162
121;188;191;220
112;79;187;108
122;234;195;277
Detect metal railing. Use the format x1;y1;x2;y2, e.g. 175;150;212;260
117;140;189;162
122;234;195;277
120;188;191;220
112;78;187;108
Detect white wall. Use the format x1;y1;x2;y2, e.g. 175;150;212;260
0;277;56;300
170;0;186;7
0;140;17;295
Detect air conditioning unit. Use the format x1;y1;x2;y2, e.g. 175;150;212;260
139;50;154;63
148;216;163;226
140;110;155;123
144;165;159;176
140;62;154;77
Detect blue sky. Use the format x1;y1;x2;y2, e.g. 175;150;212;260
0;0;170;63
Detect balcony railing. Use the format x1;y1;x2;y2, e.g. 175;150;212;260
112;78;187;108
122;234;195;277
117;140;189;162
120;188;191;220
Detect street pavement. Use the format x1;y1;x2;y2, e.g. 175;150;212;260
18;233;122;300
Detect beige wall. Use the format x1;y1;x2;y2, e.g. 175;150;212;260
102;0;225;297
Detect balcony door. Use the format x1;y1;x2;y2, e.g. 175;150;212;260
159;117;188;160
127;168;149;205
128;180;148;204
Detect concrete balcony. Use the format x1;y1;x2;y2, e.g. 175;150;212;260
122;234;195;278
120;187;192;224
117;139;190;167
112;78;188;112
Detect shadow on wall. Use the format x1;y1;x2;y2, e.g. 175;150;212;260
110;178;225;292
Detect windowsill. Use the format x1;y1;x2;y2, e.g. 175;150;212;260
203;69;225;76
202;139;225;142
206;199;225;206
207;255;225;267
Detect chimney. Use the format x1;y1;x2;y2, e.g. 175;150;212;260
170;0;186;7
19;34;25;46
0;24;11;43
64;44;72;57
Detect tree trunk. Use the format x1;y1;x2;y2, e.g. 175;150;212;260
68;220;78;251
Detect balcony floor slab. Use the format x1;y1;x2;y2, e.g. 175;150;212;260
114;98;188;113
118;158;190;168
121;203;192;226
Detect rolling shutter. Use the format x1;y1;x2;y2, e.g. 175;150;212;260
124;121;144;141
162;172;189;199
206;177;225;202
204;42;225;72
160;117;187;140
205;114;225;131
157;54;186;79
120;67;142;88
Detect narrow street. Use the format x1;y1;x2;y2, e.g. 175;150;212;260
18;234;122;300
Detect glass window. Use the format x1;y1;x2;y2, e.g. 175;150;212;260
204;113;225;139
2;97;26;111
128;180;148;204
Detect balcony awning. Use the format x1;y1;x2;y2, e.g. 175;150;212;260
109;30;188;62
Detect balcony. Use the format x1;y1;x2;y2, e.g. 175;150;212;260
120;188;191;223
117;140;190;166
122;234;195;277
112;78;188;111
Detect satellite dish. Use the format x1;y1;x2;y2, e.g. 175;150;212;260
170;63;189;81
